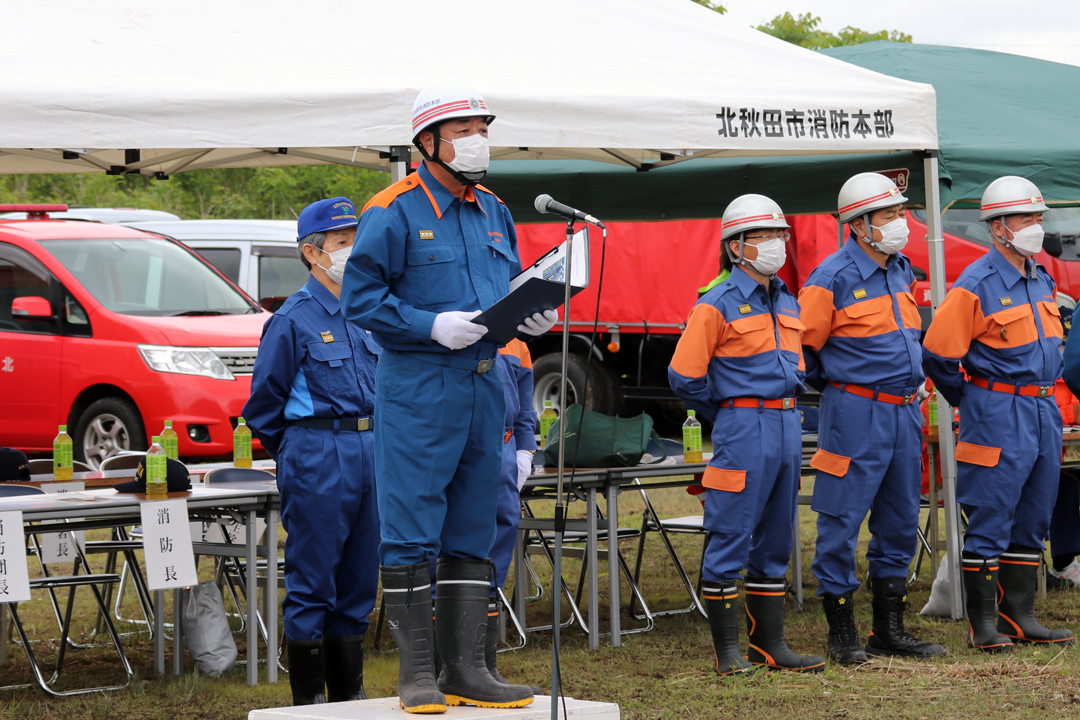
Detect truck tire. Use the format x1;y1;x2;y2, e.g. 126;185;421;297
74;397;147;470
532;352;619;417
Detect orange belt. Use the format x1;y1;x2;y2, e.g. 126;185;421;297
830;382;918;406
970;376;1055;397
504;429;513;443
719;397;796;410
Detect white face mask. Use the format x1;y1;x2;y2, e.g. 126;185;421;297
868;217;910;255
443;133;490;174
1001;221;1045;257
317;245;351;285
746;237;786;276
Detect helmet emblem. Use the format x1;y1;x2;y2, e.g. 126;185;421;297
772;213;779;220
889;188;898;195
469;98;481;111
1031;197;1038;203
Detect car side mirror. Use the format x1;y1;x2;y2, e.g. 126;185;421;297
1043;232;1063;259
12;296;54;320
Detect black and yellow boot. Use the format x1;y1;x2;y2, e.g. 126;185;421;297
286;638;326;706
961;553;1013;653
821;591;868;665
865;577;946;659
324;634;367;702
702;580;753;676
744;577;825;672
382;563;447;713
997;547;1074;645
435;557;534;708
485;601;541;694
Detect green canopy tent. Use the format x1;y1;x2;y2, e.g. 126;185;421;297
485;42;1080;220
486;42;1080;619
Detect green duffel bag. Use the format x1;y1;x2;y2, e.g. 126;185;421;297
542;404;666;468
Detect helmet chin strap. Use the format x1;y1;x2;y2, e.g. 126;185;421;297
419;126;486;186
724;233;776;278
859;212;886;253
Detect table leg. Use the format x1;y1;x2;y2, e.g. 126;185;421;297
247;509;258;686
266;509;278;683
0;603;7;665
607;485;620;648
154;589;165;675
514;526;526;637
791;507;803;610
173;587;184;676
928;444;940;578
586;488;599;651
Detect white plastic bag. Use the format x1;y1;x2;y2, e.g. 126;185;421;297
919;551;952;617
182;580;238;676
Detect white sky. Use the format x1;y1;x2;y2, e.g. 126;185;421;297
721;1;1080;68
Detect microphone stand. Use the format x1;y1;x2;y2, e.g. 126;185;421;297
550;217;574;720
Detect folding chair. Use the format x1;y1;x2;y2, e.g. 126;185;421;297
0;485;134;697
202;466;283;669
26;459;91;474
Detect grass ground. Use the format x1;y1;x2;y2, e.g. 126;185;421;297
2;473;1079;720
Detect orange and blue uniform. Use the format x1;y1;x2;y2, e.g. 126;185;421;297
341;162;521;567
923;245;1063;558
668;265;805;581
798;238;924;596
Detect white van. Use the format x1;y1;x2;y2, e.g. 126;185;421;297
123;220;307;312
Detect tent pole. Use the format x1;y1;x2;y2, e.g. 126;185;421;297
922;151;964;620
836;213;844;251
389;145;410;183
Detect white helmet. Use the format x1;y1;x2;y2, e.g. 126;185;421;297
979;176;1049;221
837;173;908;224
411;81;495;141
720;194;790;241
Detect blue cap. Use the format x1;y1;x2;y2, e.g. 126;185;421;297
297;197;358;240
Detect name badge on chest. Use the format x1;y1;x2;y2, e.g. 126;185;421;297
320;331;334;343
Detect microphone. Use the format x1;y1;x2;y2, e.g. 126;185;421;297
534;194;604;228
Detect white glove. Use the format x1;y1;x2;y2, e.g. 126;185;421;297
517;309;559;336
516;449;535;490
431;310;487;350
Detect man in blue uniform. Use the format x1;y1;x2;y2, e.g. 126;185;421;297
669;194;823;675
799;173;945;664
342;82;552;713
243;197;381;705
924;176;1073;652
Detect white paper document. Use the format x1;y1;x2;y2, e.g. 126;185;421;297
509;228;590;292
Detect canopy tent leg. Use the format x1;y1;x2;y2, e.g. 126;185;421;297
389;146;410;183
922;151;965;620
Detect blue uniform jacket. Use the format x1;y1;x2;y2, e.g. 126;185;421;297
668;265;805;423
243;276;381;458
923;245;1063;408
799;238;924;393
498;339;537;452
341;162;522;358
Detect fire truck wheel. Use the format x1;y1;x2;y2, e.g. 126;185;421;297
532;352;619;417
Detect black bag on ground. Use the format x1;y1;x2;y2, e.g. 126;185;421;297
542;404;665;468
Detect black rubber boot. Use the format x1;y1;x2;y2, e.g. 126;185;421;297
821;592;868;665
961;553;1013;653
702;580;753;676
286;638;326;706
324;634;367;702
865;577;946;659
997;547;1075;645
485;601;541;694
435;557;534;708
744;577;824;672
382;563;447;713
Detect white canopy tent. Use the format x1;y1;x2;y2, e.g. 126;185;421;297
0;0;937;175
0;0;964;622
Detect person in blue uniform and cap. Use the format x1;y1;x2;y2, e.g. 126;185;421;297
243;196;382;705
341;82;554;713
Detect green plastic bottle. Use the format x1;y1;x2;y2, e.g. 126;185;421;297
160;420;179;461
53;425;73;481
234;417;252;468
538;401;558;449
146;437;168;497
682;410;703;464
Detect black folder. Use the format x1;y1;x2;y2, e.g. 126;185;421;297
475;228;590;345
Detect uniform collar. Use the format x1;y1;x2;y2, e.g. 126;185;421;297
416;162;479;220
305;275;340;315
844;235;888;280
731;264;775;299
989;244;1030;289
